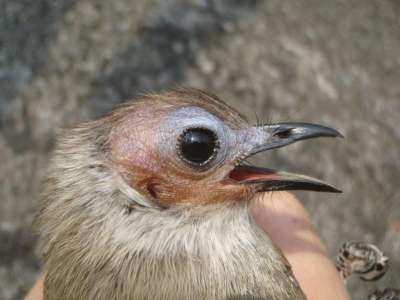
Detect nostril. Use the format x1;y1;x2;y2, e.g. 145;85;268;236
275;129;293;139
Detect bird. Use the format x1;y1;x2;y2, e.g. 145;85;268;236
35;88;342;300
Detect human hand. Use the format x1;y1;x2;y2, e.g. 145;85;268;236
252;191;351;300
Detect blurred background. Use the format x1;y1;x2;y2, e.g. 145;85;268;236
0;0;399;299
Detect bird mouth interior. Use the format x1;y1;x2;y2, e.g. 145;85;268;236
229;164;281;182
228;162;341;193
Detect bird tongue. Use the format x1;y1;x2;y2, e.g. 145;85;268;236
229;165;280;181
229;165;341;193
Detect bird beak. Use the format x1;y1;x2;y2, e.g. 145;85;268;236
229;122;343;193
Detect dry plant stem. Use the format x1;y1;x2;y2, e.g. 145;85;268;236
252;191;351;300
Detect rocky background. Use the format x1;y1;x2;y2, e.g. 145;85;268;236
0;0;399;299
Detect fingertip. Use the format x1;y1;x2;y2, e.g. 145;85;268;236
24;273;45;300
251;192;351;300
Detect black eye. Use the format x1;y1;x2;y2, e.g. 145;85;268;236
179;128;218;165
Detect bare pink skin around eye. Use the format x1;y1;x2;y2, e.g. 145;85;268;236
111;107;163;168
111;104;252;206
251;192;351;300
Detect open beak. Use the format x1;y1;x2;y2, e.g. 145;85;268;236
229;122;343;193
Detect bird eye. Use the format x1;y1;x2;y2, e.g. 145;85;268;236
178;127;219;166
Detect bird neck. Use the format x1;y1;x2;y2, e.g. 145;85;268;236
40;194;304;299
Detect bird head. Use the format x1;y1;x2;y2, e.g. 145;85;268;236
36;88;342;299
110;88;341;209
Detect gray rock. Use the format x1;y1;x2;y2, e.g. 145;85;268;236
1;0;399;299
